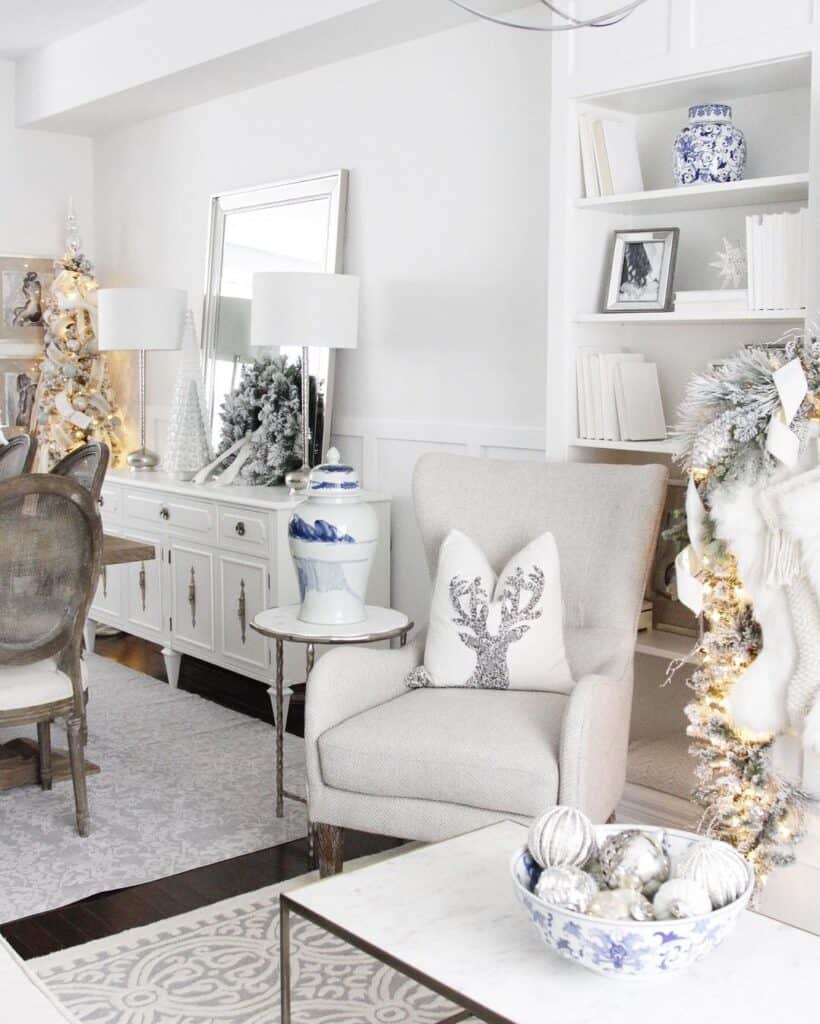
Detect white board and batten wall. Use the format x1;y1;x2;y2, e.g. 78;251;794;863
547;0;820;932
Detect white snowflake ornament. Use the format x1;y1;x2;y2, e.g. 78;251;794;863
709;237;747;289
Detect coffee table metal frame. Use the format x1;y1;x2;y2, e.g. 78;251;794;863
280;892;480;1024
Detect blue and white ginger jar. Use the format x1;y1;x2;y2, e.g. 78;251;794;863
288;448;378;625
673;103;746;185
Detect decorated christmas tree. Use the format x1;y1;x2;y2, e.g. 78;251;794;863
163;311;212;479
33;203;123;467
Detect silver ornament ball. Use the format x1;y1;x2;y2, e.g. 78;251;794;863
527;805;596;870
676;839;750;909
534;866;598;913
599;829;670;897
586;888;655;922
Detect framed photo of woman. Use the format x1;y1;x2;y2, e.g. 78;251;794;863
0;254;54;357
603;228;678;313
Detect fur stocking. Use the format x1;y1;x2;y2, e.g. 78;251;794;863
759;466;820;753
709;482;795;737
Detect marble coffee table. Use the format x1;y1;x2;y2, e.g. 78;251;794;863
280;820;815;1024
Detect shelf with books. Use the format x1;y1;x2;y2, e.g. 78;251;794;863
574;310;806;324
635;628;698;664
571;437;683;455
576;172;809;214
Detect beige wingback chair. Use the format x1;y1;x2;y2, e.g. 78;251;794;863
306;454;667;874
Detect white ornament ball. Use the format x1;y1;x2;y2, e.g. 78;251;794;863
534;866;598;913
527;806;596;869
653;878;712;919
676;839;750;909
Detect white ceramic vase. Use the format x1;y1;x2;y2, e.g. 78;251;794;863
288;448;378;625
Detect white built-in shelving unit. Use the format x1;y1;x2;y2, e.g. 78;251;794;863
547;1;819;931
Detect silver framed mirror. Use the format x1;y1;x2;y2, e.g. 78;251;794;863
201;170;348;461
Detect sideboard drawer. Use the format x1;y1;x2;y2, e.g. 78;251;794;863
99;484;121;525
218;506;269;554
124;489;215;540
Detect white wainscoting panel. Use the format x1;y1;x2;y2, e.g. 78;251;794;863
692;0;814;48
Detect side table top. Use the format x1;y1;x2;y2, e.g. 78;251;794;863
251;605;412;644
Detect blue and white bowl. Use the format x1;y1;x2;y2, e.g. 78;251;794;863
511;825;753;979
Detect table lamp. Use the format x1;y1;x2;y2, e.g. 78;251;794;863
251;272;359;492
97;287;186;470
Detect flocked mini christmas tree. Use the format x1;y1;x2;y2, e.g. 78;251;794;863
163;310;213;480
33;202;124;467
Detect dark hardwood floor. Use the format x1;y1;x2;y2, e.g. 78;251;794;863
1;636;400;960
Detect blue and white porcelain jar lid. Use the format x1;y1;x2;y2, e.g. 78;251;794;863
307;447;361;496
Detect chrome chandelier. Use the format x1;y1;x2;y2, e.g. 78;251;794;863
448;0;648;31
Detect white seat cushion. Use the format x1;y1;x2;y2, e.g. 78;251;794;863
0;658;88;712
318;687;566;816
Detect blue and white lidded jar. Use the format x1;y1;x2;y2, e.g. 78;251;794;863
673;103;746;185
288;448;378;625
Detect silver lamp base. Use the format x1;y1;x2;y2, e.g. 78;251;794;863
127;447;160;471
285;463;311;494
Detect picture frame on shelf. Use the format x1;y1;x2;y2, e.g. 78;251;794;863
0;254;54;357
603;228;678;313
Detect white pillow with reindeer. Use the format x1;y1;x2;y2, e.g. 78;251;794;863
407;529;574;693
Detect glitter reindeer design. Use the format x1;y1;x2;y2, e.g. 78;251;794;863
450;566;545;688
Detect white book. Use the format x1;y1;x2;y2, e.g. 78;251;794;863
576;349;588;437
582;350;595;438
591;120;613;196
761;214;773;309
775;212;788;310
578;115;599;199
615;362;667;441
600;119;643;195
753;215;764;310
675;289;748;311
589;353;603;438
600;352;643;440
784;211;798;310
745;215;757;310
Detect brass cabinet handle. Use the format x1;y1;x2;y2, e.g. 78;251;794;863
235;521;245;537
160;506;170;521
138;563;146;611
188;566;197;628
238;579;246;644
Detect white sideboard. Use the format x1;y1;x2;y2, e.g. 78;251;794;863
88;469;391;689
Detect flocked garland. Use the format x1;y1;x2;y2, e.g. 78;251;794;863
675;331;820;890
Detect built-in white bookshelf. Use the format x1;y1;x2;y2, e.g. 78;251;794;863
548;10;820;908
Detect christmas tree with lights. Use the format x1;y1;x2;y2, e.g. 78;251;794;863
33;203;124;467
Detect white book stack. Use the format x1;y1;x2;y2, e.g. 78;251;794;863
576;350;667;442
674;289;749;313
578;115;643;198
745;208;808;311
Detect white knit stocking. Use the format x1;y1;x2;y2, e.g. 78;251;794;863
760;466;820;752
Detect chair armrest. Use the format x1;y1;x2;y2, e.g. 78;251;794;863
305;632;425;746
558;660;634;823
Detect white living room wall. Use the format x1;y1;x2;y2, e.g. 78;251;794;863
0;60;93;257
92;18;551;625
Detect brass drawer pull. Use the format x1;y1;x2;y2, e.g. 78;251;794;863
235;521;245;537
138;563;146;611
160;506;170;521
188;567;197;628
238;579;246;644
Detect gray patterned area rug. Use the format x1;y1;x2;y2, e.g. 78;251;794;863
33;874;469;1024
0;654;307;924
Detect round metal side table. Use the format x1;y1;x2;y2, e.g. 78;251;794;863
251;605;413;831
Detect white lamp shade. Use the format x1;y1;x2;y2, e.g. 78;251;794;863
251;272;359;350
97;288;187;352
215;296;255;358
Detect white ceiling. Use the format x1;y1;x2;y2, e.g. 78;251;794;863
0;0;146;60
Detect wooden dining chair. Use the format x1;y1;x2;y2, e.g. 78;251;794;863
51;442;109;504
0;475;102;836
0;434;37;481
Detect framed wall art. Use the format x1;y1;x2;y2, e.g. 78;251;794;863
0;254;54;357
603;228;678;313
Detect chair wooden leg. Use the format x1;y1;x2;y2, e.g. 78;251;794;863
315;823;344;877
37;721;53;791
82;690;89;746
66;715;90;837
